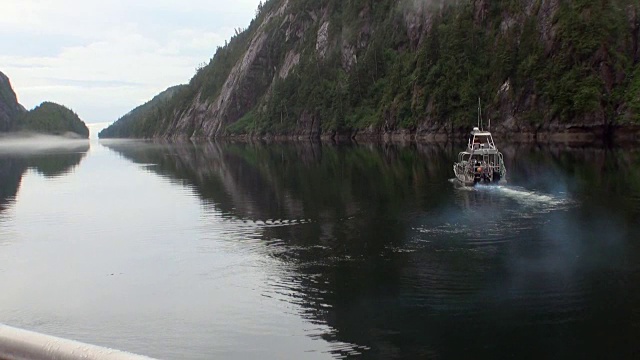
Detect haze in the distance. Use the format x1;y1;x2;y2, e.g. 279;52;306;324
1;0;263;124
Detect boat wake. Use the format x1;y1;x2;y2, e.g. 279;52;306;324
410;183;573;248
469;184;569;208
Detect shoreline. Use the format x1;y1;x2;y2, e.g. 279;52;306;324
199;123;640;145
98;122;640;146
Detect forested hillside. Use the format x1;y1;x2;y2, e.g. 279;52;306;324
17;102;89;138
98;85;186;138
1;71;89;138
99;0;640;142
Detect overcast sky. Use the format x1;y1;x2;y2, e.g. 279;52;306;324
1;0;263;124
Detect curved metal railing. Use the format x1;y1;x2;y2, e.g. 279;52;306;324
0;324;157;360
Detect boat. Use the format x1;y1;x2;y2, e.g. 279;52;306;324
453;101;507;186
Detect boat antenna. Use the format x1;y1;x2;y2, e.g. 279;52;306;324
488;117;491;132
477;97;482;130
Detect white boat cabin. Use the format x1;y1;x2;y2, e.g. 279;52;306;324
467;127;497;151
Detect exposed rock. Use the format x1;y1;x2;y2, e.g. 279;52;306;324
283;10;312;42
495;79;517;131
294;110;321;139
473;0;489;25
316;21;330;59
102;0;640;143
341;43;357;71
0;71;26;132
162;0;297;139
500;15;517;35
357;7;372;49
171;8;283;138
402;0;442;48
279;51;301;79
201;31;270;137
538;0;560;54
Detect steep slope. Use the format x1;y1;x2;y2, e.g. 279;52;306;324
99;85;186;138
0;71;26;131
17;102;90;138
1;71;89;138
100;0;640;142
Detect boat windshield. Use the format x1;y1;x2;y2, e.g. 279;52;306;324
468;134;495;150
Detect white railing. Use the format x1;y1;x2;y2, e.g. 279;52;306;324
0;324;157;360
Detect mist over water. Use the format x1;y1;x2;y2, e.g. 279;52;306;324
0;133;90;154
0;140;638;359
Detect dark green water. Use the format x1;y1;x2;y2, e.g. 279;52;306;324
1;139;639;359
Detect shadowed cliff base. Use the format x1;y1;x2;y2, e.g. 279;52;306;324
218;122;640;145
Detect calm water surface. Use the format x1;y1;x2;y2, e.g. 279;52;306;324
0;139;639;359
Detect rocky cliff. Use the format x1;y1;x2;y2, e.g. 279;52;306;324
100;0;640;143
0;71;26;132
98;85;186;138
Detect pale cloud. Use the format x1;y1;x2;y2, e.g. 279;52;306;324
1;0;263;123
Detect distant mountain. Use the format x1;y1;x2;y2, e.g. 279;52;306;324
101;0;640;142
16;102;90;138
99;85;187;138
0;71;90;138
0;71;26;131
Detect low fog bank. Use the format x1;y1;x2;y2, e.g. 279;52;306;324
87;122;111;140
0;132;90;154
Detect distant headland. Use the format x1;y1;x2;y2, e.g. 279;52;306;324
0;71;89;139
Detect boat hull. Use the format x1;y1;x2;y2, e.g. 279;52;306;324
453;165;502;186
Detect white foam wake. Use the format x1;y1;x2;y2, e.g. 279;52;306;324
478;185;567;207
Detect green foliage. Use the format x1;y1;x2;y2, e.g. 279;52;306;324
99;85;186;138
626;66;640;123
538;0;633;122
17;102;89;138
226;110;258;134
103;0;640;138
101;0;284;139
345;106;379;129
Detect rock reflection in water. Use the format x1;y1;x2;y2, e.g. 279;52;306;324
104;140;640;359
0;142;89;213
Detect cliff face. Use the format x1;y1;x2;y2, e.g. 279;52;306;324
98;85;186;138
100;0;640;142
0;71;26;132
